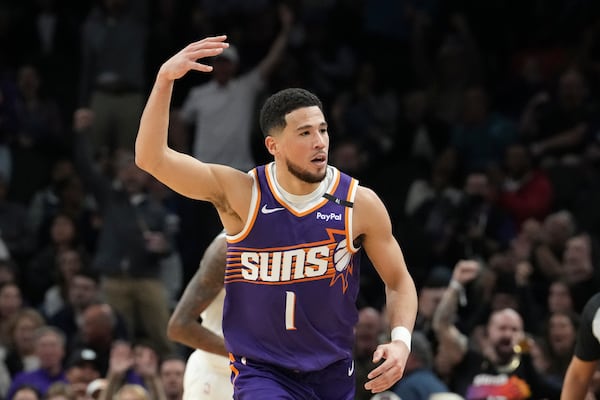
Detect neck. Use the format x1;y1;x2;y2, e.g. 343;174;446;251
273;161;321;195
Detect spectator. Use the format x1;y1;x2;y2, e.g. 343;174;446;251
73;109;175;357
174;3;293;172
159;356;184;400
48;269;103;351
561;233;600;312
10;62;66;204
431;260;561;398
0;282;23;346
70;303;126;377
520;67;595;166
78;0;148;157
6;326;67;399
495;142;554;227
542;311;579;385
547;279;576;315
454;171;517;261
27;212;86;307
63;348;102;400
11;385;42;400
41;249;87;320
3;307;45;378
449;85;518;173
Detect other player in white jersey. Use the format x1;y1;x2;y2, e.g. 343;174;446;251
167;232;231;399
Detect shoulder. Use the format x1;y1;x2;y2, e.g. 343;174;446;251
353;185;392;235
354;185;387;212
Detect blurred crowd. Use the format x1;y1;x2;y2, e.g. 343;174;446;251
1;0;600;398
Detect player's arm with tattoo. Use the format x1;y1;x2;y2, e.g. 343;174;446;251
167;234;228;356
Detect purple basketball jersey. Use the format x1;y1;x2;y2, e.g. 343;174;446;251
224;163;361;372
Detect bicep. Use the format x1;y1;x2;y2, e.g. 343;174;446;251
356;187;408;288
171;250;226;323
152;149;250;205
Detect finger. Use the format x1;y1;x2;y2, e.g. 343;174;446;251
189;62;214;73
367;357;392;380
364;373;393;394
187;47;226;62
188;35;228;47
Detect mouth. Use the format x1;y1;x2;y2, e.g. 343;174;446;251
311;154;327;166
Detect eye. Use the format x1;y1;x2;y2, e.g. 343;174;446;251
300;131;310;136
320;128;328;134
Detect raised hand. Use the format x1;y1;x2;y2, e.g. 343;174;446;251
158;36;229;81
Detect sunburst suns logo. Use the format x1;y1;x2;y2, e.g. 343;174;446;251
330;238;353;293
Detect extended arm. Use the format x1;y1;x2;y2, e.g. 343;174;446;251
167;233;228;357
355;187;418;394
561;357;598;400
134;36;253;232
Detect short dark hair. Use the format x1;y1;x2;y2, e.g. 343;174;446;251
259;88;323;138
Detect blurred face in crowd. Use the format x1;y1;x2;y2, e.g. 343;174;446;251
547;312;577;356
57;249;82;282
68;275;98;310
487;308;524;362
13;387;40;400
504;145;531;179
13;312;45;355
547;280;574;314
354;307;383;358
160;359;185;399
35;330;65;369
50;214;76;245
0;283;22;318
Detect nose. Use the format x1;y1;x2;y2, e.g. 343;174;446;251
314;132;327;148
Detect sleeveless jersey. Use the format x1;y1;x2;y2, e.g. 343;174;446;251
224;163;361;372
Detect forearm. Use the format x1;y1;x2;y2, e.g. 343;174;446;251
562;358;597;400
258;26;290;79
385;277;418;338
135;74;175;172
169;322;228;357
432;282;461;332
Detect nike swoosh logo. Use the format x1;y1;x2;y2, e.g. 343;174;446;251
348;360;354;376
261;204;285;214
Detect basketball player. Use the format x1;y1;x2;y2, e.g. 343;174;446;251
561;292;600;399
136;36;418;398
167;232;231;399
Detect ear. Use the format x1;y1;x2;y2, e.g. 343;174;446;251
265;136;278;156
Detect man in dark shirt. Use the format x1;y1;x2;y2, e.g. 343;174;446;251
432;260;561;399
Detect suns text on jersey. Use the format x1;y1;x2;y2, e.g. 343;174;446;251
240;245;331;282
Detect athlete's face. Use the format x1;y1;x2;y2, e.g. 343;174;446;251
267;106;329;184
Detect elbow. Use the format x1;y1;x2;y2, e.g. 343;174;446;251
134;150;155;174
166;315;184;342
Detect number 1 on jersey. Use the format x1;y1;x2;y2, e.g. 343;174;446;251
285;291;297;330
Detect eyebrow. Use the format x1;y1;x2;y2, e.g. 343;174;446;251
295;122;328;131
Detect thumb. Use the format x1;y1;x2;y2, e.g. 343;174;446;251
372;347;384;363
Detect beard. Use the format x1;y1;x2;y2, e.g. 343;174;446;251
286;158;326;184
